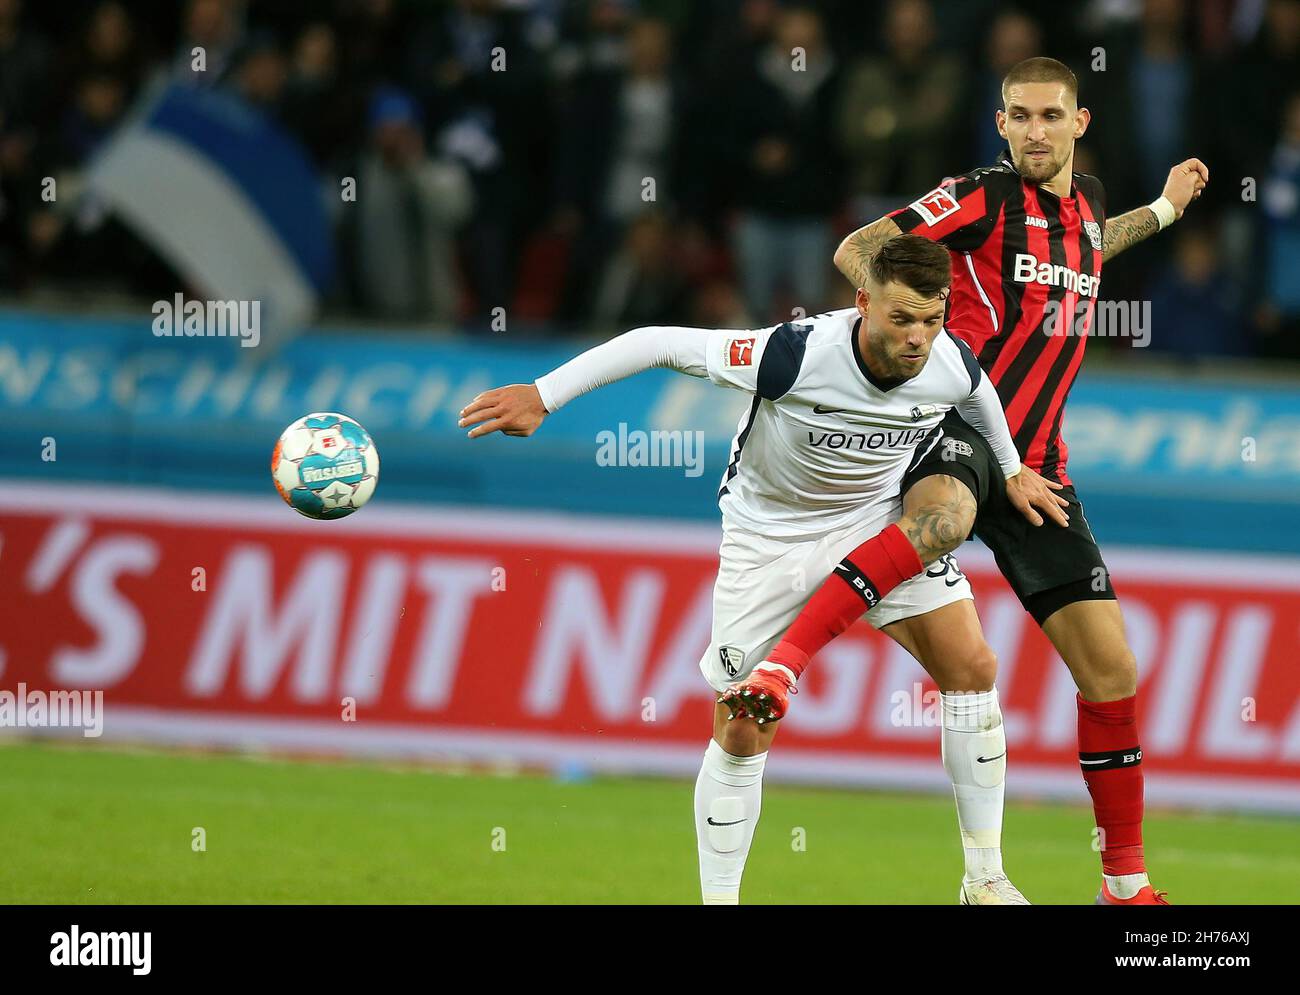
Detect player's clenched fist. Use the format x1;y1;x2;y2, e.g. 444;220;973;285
1161;157;1209;219
459;383;548;438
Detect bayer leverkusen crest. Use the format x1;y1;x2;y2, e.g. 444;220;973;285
1084;220;1102;251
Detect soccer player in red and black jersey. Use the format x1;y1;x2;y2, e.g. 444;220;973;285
729;57;1208;904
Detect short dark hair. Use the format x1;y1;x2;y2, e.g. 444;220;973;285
869;234;952;299
1001;56;1078;105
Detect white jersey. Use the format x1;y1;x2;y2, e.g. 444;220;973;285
706;308;1011;537
535;308;1020;539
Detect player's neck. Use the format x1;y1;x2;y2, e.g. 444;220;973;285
1043;153;1076;198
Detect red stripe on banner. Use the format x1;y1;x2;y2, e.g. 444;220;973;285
2;485;1298;812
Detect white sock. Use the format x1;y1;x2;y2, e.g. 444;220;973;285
694;739;767;905
941;688;1006;881
1105;872;1151;899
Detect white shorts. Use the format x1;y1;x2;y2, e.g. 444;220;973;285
698;512;973;692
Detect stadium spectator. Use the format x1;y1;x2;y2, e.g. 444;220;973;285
172;0;243;86
229;32;288;116
1221;0;1300;185
1086;0;1202;214
418;0;550;319
58;72;128;167
971;9;1044;167
67;2;145;96
0;0;51;131
589;209;690;329
730;5;841;322
281;22;359;170
0;0;1287;368
688;276;754;330
552;17;682;319
1145;223;1242;358
352;86;473;324
836;0;963;202
1255;91;1300;359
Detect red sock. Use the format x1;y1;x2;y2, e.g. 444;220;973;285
1077;693;1146;876
767;524;923;678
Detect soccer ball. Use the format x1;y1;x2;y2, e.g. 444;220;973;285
271;412;379;519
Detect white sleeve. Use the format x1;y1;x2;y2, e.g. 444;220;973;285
955;371;1022;479
534;325;771;412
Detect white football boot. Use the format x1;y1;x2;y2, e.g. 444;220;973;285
958;874;1031;905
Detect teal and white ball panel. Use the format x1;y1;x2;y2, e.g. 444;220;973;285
271;412;380;520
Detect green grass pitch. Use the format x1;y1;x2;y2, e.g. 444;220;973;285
2;741;1296;904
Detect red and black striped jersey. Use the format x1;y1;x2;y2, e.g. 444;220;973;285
889;157;1106;484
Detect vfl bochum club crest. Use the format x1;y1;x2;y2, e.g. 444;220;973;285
1083;220;1102;251
718;646;745;678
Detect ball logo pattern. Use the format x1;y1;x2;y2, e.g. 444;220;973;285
271;412;379;519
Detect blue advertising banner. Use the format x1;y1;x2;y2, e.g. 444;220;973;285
2;311;1297;552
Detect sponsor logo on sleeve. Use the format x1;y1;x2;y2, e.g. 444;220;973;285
725;338;756;369
909;187;961;226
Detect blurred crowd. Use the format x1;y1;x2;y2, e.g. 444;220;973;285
1;0;1299;360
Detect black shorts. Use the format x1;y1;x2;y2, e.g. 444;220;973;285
900;411;1116;625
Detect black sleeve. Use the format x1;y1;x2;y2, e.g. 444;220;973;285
947;332;983;396
755;322;813;400
1076;172;1108;233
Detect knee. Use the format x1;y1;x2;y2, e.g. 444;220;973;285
1078;647;1138;700
944;642;998;693
717;715;768;757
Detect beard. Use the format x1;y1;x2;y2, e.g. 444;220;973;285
1012;146;1070;185
867;333;924;383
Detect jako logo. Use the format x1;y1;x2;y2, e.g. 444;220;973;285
152;293;261;348
50;925;151;975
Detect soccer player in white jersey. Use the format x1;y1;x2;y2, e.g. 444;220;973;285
459;235;1067;904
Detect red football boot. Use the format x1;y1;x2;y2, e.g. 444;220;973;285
719;663;798;724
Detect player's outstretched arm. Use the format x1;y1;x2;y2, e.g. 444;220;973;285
459;324;720;440
1102;157;1209;263
833;216;903;288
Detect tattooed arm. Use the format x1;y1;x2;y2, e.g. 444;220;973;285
1102;157;1209;263
1101;206;1161;263
832;216;903;287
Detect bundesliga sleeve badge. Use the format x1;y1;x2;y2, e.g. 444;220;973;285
725;337;756;369
909;186;961;225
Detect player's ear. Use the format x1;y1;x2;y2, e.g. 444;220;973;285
855;286;870;318
995;108;1008;139
1074;106;1090;139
